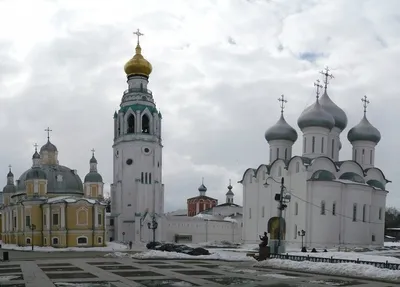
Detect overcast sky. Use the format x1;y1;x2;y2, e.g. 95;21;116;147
0;0;399;212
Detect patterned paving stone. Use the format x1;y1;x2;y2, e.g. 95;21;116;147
147;264;190;269
174;269;221;276
45;272;98;279
87;261;122;265
0;265;20;269
97;265;138;270
40;266;83;272
112;270;164;277
38;263;73;267
53;282;118;287
0;284;25;287
134;278;200;287
132;260;168;264
0;268;22;274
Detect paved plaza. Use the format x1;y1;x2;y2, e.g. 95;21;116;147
0;254;397;287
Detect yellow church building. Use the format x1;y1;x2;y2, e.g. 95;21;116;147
0;132;107;248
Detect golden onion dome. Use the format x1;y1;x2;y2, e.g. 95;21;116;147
124;44;152;77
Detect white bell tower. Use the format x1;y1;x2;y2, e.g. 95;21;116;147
110;30;164;243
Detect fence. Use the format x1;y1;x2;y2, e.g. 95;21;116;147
269;253;400;270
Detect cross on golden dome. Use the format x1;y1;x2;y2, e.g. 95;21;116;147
124;29;153;77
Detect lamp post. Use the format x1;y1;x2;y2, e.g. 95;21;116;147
147;214;158;243
298;229;306;251
264;176;290;254
30;224;36;251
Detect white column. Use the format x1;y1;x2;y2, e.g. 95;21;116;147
61;205;65;228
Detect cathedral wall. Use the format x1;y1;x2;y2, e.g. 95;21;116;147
164;216;241;243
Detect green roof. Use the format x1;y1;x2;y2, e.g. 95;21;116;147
310;170;336;181
119;104;158;115
367;179;385;190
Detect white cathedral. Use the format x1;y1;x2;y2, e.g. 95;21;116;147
240;71;389;250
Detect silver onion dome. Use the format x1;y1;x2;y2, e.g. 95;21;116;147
347;115;381;144
298;100;335;130
40;140;57;152
265;114;298;142
319;92;348;131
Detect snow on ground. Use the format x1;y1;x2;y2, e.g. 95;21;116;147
255;259;400;281
385;242;400;247
0;276;21;282
1;241;132;252
130;249;256;261
288;251;400;264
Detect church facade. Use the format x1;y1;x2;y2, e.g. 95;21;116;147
1;138;107;248
240;72;389;250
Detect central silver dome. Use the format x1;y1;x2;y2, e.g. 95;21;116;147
298;100;335;130
319;92;348;131
17;164;83;194
347;115;381;144
265;114;298;142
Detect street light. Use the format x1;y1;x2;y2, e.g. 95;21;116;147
264;176;290;254
298;229;306;252
147;214;158;243
30;224;36;251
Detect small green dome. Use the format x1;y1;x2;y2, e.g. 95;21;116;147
310;170;336;181
26;168;47;180
339;172;365;184
367;179;385;190
84;172;103;183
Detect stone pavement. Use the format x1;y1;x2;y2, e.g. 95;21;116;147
0;257;397;287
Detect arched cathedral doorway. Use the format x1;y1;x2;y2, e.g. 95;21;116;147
267;216;286;240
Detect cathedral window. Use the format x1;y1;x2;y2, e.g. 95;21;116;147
284;148;288;160
303;138;306;153
98;213;102;225
379;207;382;220
372;234;376;242
321;137;324;153
362;204;366;222
296;162;300;173
269;148;272;162
25;215;31;227
331;139;335;158
354;149;357;161
145;172;148;184
149;173;152;184
26;238;31;244
141;172;144;184
370;150;373;164
127;114;135;134
352;203;357;221
97;236;103;244
249;208;252;219
52;237;59;245
362;149;365;164
332;202;336;215
110;219;114;226
142;114;150;134
276;148;280;159
294;225;297;239
261;206;265;218
77;236;88;245
118;120;121;135
320;201;326;215
312;136;315;153
52;214;59;226
295;202;298;215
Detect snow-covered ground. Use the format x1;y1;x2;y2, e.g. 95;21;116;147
256;259;400;281
1;241;135;252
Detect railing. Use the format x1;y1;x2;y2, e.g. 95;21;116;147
123;88;152;95
269;253;400;270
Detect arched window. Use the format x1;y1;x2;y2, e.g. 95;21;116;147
77;237;88;245
296;162;300;173
52;237;59;245
269;148;272;162
303;138;306;153
353;203;357;221
331;139;335;158
354;149;357;161
362;149;365;164
118;119;121;135
321;201;326;215
145;172;148;184
127;114;135;134
276;148;280;159
321;137;324;153
284;148;288;160
26;238;31;244
332;202;336;215
142;114;150;134
312;136;315;153
295;202;298;215
362;204;366;222
370;150;373;164
379;207;382;220
294;224;297;239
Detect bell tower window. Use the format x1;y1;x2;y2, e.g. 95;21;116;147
142;114;150;134
127;114;135;134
